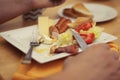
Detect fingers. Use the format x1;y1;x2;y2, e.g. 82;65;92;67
110;50;119;60
88;43;119;59
32;0;66;9
63;56;74;69
76;43;110;56
108;61;120;80
91;43;110;50
49;0;66;6
115;62;120;80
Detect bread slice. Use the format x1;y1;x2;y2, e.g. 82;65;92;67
72;3;93;18
63;2;93;18
68;17;92;28
63;8;79;18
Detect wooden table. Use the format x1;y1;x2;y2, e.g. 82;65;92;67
0;0;120;80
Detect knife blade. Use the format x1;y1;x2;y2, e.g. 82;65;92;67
70;29;87;51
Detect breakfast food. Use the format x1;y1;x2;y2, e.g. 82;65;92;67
68;17;93;29
38;16;54;36
55;44;79;54
63;8;78;18
63;2;93;18
37;16;103;55
38;16;56;44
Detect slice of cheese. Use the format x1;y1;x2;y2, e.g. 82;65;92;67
38;16;54;37
38;16;55;44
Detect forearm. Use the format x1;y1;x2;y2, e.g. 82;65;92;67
0;0;32;24
40;71;70;80
40;71;79;80
0;0;66;24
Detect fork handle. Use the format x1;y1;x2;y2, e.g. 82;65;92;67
22;45;34;64
25;46;34;59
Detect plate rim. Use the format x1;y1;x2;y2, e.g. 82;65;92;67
58;3;118;22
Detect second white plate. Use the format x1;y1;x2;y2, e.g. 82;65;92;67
58;3;118;22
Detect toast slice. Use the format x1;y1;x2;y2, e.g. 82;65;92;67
72;3;93;18
63;2;93;18
68;17;92;28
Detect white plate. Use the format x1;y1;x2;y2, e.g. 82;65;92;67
0;25;117;63
58;3;118;22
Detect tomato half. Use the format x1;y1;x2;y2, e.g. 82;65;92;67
75;22;92;32
80;33;95;44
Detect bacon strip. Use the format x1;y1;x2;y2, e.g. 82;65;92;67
55;17;67;29
49;26;59;39
58;19;71;33
54;17;72;34
49;17;71;38
54;44;79;55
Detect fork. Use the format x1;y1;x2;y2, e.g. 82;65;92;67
22;27;39;64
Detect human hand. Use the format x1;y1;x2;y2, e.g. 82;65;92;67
62;43;120;80
31;0;66;9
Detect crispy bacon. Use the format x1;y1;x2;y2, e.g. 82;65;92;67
55;17;72;34
54;44;79;55
49;26;59;39
55;17;67;29
58;19;71;33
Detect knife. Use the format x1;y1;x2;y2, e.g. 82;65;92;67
70;29;87;51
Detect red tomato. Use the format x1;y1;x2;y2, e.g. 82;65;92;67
80;33;95;44
75;22;92;32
